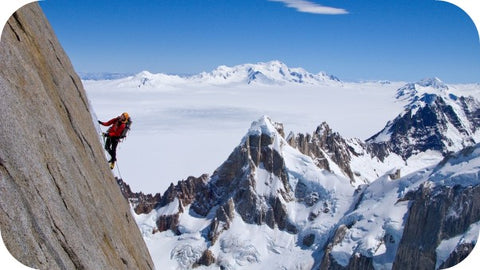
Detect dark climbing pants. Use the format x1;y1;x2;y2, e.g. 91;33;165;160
105;136;119;162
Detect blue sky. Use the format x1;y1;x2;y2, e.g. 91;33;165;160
38;0;480;83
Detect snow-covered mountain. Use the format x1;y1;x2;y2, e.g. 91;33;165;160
119;106;480;269
190;60;341;85
110;76;480;269
122;116;358;269
322;144;480;270
93;67;480;269
283;78;480;187
85;60;342;88
286;122;407;186
369;78;480;159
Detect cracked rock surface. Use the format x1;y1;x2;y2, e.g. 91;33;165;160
0;3;154;270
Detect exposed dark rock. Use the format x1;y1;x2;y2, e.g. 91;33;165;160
116;178;161;215
303;234;315;247
149;174;209;234
319;224;349;270
368;94;480;160
439;242;475;269
207;199;235;244
287;122;368;183
345;253;375;270
156;214;181;235
365;142;391;162
392;183;480;270
161;174;209;211
216;198;235;223
388;169;401;180
321;253;374;270
194;249;215;267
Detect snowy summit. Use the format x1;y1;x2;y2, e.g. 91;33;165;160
192;60;341;85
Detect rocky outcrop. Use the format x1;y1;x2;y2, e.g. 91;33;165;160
0;4;153;269
161;174;209;210
193;117;298;240
286;121;399;186
393;182;480;269
128;174;209;234
287;122;355;181
438;243;474;269
194;249;215;267
156;214;181;235
318;221;377;270
321;253;374;270
116;178;161;215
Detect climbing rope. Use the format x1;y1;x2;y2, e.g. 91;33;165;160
115;159;123;180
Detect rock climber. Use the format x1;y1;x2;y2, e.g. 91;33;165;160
98;112;131;169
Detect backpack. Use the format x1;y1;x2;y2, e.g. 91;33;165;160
120;117;132;139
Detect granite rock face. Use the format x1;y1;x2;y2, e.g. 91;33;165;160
393;182;480;270
0;4;154;269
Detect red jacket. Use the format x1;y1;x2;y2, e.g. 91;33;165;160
100;117;126;137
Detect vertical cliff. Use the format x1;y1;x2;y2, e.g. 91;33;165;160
0;3;154;270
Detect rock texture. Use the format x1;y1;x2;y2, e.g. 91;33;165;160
193;119;298;240
155;175;209;234
287;122;357;182
393;182;480;269
317;145;480;270
286;121;403;186
0;4;153;270
117;178;161;215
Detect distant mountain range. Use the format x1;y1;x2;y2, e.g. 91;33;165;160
117;77;480;269
80;60;341;87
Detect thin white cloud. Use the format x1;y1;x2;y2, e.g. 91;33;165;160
269;0;348;15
